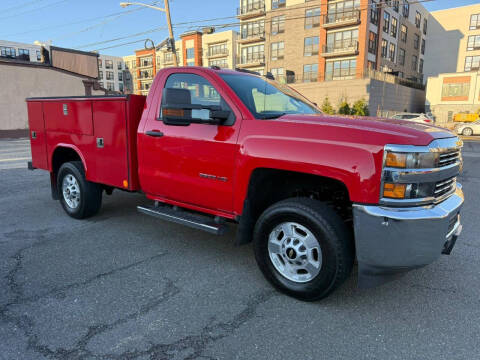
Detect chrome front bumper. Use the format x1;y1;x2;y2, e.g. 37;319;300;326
353;184;464;288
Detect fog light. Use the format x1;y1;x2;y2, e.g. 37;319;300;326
383;183;406;199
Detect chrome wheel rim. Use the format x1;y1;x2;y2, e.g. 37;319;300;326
268;222;322;283
62;174;81;209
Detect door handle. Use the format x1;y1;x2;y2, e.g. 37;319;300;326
146;130;164;137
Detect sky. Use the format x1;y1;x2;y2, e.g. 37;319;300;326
1;0;479;57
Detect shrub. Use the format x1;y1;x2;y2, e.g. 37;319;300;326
321;97;335;114
351;99;369;116
338;100;351;115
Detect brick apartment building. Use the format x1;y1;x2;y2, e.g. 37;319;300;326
236;0;428;84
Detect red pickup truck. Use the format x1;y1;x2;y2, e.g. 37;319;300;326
27;67;464;300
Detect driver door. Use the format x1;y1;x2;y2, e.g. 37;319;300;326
140;71;241;214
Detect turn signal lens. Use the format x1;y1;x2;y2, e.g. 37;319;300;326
383;183;406;199
385;152;407;168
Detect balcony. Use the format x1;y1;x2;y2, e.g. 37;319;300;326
207;48;229;59
239;30;265;44
237;1;265;20
236;54;265;68
322;10;361;29
163;55;174;64
322;41;359;58
138;61;153;69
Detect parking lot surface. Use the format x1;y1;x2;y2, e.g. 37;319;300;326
1;138;479;360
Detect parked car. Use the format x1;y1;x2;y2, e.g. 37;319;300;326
391;113;434;124
26;67;464;301
456;120;480;136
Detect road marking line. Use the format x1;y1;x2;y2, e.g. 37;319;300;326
0;157;31;162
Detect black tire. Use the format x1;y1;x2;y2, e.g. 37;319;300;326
57;161;102;219
253;198;354;301
462;128;473;136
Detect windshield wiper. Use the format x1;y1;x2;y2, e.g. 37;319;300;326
259;112;286;120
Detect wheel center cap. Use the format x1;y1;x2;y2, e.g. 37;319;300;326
286;248;297;259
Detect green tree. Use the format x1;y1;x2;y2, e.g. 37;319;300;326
321;97;335;115
351;99;370;116
338;99;351;115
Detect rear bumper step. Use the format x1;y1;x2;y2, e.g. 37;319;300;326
137;205;227;235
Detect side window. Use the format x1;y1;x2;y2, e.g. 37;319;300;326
161;73;234;124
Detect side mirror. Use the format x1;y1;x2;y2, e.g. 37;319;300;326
160;88;231;126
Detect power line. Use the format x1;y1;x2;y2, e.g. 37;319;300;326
79;0;436;52
0;0;70;21
1;0;50;14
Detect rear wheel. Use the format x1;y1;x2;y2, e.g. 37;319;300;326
57;161;102;219
253;198;354;301
462;127;473;136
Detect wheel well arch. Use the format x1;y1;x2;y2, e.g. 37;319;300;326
235;168;352;245
51;146;85;175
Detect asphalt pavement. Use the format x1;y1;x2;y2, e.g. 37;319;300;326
0;138;479;360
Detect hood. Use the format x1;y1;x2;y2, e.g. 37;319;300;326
277;114;455;146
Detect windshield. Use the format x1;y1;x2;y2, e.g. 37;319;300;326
219;73;320;119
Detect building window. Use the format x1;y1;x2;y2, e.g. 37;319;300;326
271;15;285;35
117;62;122;70
381;39;388;58
419;59;424;74
393;0;399;12
389;43;396;62
412;55;418;72
186;48;195;60
414;34;420;50
325;59;357;81
402;1;410;18
106;71;114;80
400;24;407;42
465;56;480;71
383;11;390;33
107;82;115;91
391;17;398;38
271;41;284;60
140;57;152;67
304;36;319;56
209;58;229;68
241;20;264;39
303;64;318;82
119;83;124;92
423;18;428;35
105;60;113;69
36;50;41;61
0;47;16;58
415;11;421;28
370;1;379;25
398;48;405;65
327;0;360;23
164;52;173;63
368;31;378;55
17;48;30;61
99;71;103;80
241;44;265;64
442;82;470;99
305;8;321;29
421;39;426;54
467;35;480;51
271;67;284;80
208;43;228;57
98;58;102;67
272;0;285;9
326;28;359;52
118;72;123;81
470;14;480;30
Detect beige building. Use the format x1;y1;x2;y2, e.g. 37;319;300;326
426;71;480;124
424;3;480;80
202;30;239;69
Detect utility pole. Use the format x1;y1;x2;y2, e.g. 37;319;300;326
164;0;179;67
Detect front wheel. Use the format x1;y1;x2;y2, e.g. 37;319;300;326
57;161;102;219
462;127;473;136
253;198;354;301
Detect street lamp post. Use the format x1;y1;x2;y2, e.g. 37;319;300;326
120;0;179;66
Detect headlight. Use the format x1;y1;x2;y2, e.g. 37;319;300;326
382;182;437;200
384;151;437;169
